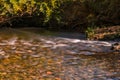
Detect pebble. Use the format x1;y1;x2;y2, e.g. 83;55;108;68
0;51;6;55
15;51;25;54
27;50;33;53
31;47;36;50
31;54;41;58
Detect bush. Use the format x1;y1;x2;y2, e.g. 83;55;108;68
0;0;62;27
0;0;120;30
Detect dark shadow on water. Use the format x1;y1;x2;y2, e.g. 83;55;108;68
17;28;87;40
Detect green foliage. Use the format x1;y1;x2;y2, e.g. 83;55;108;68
85;27;95;40
0;0;62;24
0;0;120;29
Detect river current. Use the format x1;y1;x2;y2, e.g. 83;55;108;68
0;28;119;80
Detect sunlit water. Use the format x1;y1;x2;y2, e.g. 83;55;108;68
0;28;119;80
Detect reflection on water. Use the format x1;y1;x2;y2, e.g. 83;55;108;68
0;28;119;80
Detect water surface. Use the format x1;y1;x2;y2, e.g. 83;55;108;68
0;28;119;80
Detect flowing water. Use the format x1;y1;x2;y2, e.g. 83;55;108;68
0;28;119;80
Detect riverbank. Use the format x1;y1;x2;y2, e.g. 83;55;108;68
88;26;120;41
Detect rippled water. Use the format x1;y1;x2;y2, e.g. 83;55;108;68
62;53;120;80
0;28;119;80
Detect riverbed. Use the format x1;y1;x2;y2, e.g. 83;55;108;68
0;28;119;80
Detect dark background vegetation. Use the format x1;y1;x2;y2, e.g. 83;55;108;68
0;0;120;32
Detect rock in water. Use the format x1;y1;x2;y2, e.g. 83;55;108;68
111;43;120;52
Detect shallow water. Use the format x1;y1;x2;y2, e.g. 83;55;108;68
0;28;119;80
62;53;120;80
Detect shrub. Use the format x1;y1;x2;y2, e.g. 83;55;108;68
0;0;120;29
0;0;62;27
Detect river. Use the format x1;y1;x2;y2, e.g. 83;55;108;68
0;28;119;80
